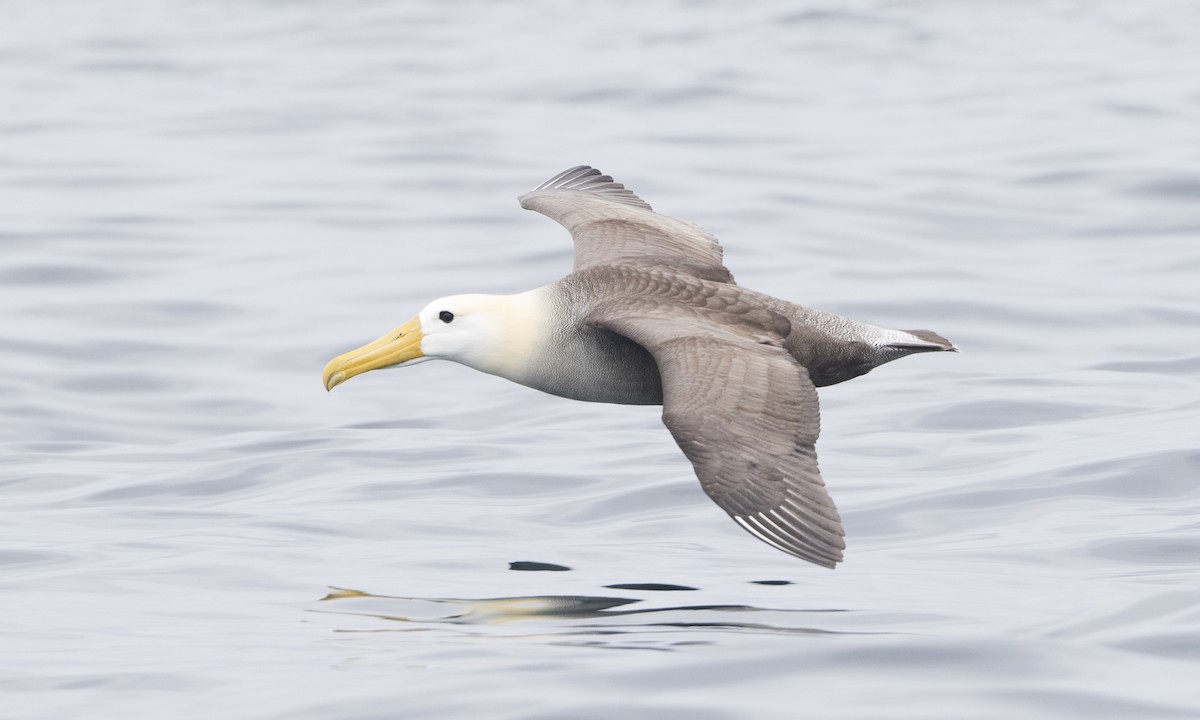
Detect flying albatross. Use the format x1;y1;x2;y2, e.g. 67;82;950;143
322;166;956;568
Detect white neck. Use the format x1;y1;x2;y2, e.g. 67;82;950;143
435;287;553;383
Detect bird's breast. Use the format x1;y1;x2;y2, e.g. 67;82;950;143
519;325;664;406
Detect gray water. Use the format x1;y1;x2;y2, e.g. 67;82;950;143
3;1;1199;718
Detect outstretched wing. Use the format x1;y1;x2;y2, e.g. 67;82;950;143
519;166;734;283
589;308;846;568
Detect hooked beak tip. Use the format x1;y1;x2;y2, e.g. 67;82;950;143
323;370;346;392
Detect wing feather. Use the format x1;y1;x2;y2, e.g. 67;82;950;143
520;166;733;282
589;308;846;568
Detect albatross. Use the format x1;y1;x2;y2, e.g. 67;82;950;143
322;166;956;568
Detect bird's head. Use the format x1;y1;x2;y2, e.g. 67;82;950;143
322;291;546;391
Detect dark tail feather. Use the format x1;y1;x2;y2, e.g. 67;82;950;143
898;329;958;352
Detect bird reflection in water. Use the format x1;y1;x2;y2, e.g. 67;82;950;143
312;585;860;645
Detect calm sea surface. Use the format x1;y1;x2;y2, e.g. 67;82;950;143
3;1;1199;718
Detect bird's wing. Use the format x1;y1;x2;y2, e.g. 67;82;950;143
519;166;734;283
588;306;846;567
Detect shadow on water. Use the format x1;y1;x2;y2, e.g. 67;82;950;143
310;582;874;648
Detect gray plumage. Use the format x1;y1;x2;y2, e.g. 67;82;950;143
518;166;955;568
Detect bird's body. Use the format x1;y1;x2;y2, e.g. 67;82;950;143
324;166;956;568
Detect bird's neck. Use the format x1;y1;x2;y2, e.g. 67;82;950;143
455;287;553;383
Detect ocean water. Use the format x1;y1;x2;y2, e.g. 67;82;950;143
3;1;1199;718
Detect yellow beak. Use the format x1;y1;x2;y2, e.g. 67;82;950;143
322;316;424;391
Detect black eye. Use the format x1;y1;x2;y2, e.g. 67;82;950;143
439;311;454;323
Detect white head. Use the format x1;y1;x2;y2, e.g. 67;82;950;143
416;293;519;368
322;290;548;390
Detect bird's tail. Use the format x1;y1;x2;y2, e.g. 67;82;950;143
895;329;957;352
